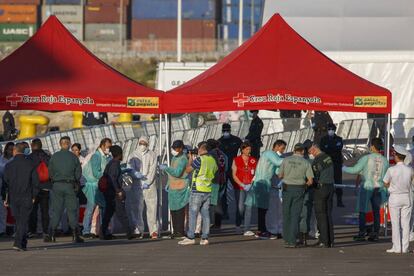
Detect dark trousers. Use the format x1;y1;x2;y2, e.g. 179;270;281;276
314;184;335;245
234;189;243;227
212;183;227;227
359;188;381;236
50;182;79;231
258;208;267;233
10;197;33;249
29;190;50;234
102;193;131;236
300;188;314;234
171;206;186;236
250;143;261;160
333;165;343;203
282;185;305;245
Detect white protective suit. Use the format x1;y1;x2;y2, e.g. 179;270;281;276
127;148;158;235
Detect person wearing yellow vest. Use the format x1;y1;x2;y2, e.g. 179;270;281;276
178;142;218;246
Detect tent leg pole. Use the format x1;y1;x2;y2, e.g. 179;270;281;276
164;114;172;233
158;114;163;233
384;113;392;238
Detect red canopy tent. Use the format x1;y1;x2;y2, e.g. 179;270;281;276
0;16;163;114
165;14;391;115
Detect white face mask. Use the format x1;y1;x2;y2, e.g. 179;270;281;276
223;132;230;138
328;130;335;137
276;151;282;156
309;154;315;160
171;149;179;156
139;145;148;152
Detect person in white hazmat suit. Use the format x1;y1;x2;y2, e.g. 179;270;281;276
383;145;414;254
409;136;414;242
127;136;159;239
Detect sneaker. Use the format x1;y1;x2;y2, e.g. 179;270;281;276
353;235;366;242
337;201;345;208
258;232;271;240
133;228;141;235
82;233;93;239
200;239;209;246
243;231;255;237
178;238;196;246
12;246;27;252
235;227;243;235
367;234;379;242
270;233;278;240
151;232;158;240
43;234;52;243
386;248;401;253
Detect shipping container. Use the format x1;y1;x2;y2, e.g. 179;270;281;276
220;22;260;40
87;0;130;6
130;38;216;52
42;5;83;23
0;5;37;24
0;23;36;41
222;1;263;24
85;23;126;41
0;0;40;4
45;0;82;4
85;5;127;23
131;19;216;39
132;0;216;20
61;22;83;40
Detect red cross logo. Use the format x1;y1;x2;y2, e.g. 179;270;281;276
6;93;23;107
233;93;250;107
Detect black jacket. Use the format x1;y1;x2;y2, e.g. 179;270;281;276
28;149;51;190
246;117;264;145
218;135;242;172
3;154;39;203
104;159;122;195
320;134;343;165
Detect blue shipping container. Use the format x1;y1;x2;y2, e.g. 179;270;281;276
132;0;216;20
220;22;260;40
222;3;263;24
45;0;82;4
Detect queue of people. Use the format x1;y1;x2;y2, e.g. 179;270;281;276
0;121;413;254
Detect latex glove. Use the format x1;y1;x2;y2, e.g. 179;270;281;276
133;171;144;179
239;183;245;190
342;166;347;172
279;189;283;201
244;184;252;192
159;164;168;171
142;183;150;190
165;185;169;193
277;180;283;189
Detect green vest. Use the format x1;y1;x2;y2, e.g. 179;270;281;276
192;155;218;193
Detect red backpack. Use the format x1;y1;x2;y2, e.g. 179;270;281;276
37;161;49;183
98;174;109;193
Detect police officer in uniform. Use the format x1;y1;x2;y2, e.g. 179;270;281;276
48;136;83;243
320;123;344;207
278;143;314;248
218;123;242;219
245;110;264;159
308;143;335;248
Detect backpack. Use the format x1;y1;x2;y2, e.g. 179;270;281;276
215;149;227;186
37;161;49;183
98;174;109;193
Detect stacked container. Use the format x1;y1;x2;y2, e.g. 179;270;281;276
0;0;39;41
42;0;84;40
220;0;263;40
84;0;129;41
131;0;217;40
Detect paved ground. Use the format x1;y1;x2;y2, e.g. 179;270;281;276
0;187;413;275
